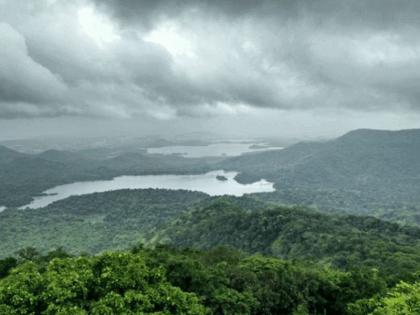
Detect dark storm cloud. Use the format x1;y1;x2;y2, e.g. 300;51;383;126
93;0;266;30
1;0;420;120
94;0;420;31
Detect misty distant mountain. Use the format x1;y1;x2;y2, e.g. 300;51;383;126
0;145;27;164
221;129;420;215
225;128;420;184
37;149;92;164
0;145;215;207
0;145;101;207
1;128;420;220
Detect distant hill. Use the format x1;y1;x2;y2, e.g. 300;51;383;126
221;128;420;217
0;145;26;164
36;149;91;164
0;146;216;207
0;148;86;207
1;128;420;219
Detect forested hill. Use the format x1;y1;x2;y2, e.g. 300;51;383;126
159;197;420;284
0;145;216;207
0;145;91;207
0;145;27;163
1;188;420;313
0;189;208;256
2;128;420;217
221;128;420;214
2;189;420;286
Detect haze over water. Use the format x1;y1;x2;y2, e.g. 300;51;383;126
147;143;284;158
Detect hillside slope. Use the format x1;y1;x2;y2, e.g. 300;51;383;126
0;189;208;256
222;129;420;215
159;197;420;283
0;145;216;207
3;189;420;284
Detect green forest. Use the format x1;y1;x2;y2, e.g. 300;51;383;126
2;0;420;310
1;189;420;313
2;190;420;287
1;245;419;314
1;129;420;313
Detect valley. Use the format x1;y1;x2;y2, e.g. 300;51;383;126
2;1;419;312
2;129;420;225
1;129;420;314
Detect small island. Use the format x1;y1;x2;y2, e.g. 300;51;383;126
216;175;228;181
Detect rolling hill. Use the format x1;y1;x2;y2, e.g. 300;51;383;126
221;128;420;217
0;145;216;207
1;189;420;285
1;128;420;222
0;189;208;256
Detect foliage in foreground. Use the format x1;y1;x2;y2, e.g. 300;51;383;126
0;250;205;315
348;280;420;315
1;245;416;315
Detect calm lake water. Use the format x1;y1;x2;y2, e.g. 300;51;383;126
22;170;275;209
147;142;283;158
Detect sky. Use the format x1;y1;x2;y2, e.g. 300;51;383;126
1;0;420;141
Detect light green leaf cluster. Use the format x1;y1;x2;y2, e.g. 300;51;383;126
0;252;206;314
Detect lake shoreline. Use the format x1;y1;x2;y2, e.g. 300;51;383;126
21;170;275;209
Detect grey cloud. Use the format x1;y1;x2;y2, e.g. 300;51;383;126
1;0;420;121
94;0;420;32
0;23;67;106
92;0;420;112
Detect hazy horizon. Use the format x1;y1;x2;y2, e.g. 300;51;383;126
2;0;420;140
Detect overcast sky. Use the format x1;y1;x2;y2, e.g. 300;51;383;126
1;0;420;140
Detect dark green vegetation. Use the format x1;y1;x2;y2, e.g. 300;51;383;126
159;197;420;286
0;145;216;207
0;191;419;314
220;128;420;224
1;190;420;287
0;248;205;314
0;189;207;256
1;128;420;313
1;245;418;314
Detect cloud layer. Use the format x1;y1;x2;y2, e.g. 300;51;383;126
1;0;420;120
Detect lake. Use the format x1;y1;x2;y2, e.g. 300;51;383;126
22;170;275;209
147;142;283;158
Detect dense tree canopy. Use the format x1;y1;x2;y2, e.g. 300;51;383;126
160;198;420;285
348;280;420;315
1;246;410;315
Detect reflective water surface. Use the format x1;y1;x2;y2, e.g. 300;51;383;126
22;170;275;209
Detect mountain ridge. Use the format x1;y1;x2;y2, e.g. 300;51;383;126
220;128;420;216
